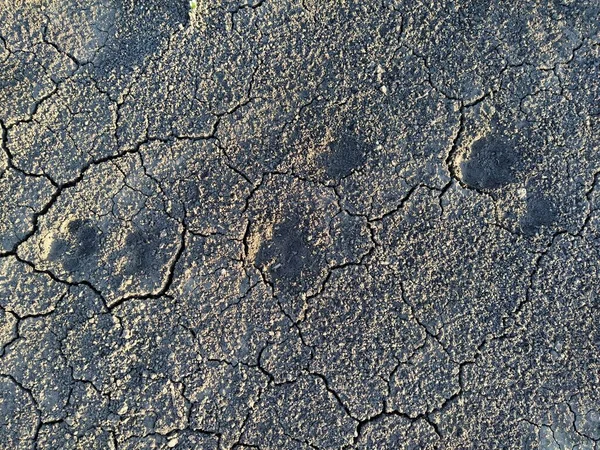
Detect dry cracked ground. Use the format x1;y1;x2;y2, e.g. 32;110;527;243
0;1;599;449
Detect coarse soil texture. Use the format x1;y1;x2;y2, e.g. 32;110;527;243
1;1;599;449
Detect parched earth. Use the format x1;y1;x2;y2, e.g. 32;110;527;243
1;1;599;449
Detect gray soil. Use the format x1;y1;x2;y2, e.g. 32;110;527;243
1;1;599;449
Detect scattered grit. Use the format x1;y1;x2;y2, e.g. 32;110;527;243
1;1;599;449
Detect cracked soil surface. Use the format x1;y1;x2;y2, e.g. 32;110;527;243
1;1;599;449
